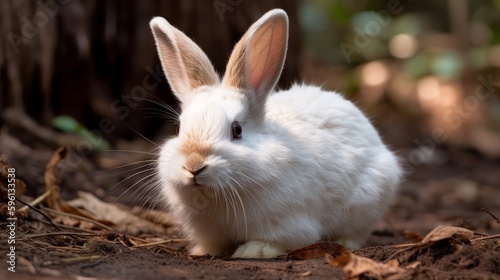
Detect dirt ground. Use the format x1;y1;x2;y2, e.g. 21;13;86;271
1;135;500;279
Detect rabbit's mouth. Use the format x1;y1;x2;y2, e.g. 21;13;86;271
180;177;208;189
182;164;209;187
191;179;203;187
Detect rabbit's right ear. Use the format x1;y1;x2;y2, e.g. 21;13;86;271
222;9;288;107
150;17;219;105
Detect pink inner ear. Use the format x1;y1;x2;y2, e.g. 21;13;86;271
244;18;286;97
221;10;288;97
246;29;272;95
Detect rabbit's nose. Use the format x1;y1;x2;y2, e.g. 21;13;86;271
183;152;207;177
183;165;207;176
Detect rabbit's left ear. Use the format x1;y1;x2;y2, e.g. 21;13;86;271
150;17;219;105
223;9;288;102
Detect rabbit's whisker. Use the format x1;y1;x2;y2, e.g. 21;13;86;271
113;171;157;203
102;149;157;155
117;120;159;147
228;176;249;240
233;170;271;196
108;167;155;192
109;161;156;175
129;173;160;206
122;96;180;117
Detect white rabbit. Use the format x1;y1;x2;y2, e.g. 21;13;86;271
150;9;402;258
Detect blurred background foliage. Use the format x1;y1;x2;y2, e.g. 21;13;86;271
299;0;500;161
1;0;499;172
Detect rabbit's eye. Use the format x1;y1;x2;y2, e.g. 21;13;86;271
175;124;180;135
231;121;242;140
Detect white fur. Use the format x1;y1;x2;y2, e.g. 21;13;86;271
151;9;402;258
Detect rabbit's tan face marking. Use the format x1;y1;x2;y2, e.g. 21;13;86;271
180;139;210;170
184;153;206;174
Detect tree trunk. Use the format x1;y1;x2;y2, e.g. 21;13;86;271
0;0;300;140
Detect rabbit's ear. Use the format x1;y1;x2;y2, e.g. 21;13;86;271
150;17;219;105
223;9;288;102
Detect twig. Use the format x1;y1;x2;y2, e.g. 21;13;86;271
470;233;500;243
18;257;37;274
132;239;188;248
481;208;500;224
222;261;289;271
40;206;115;231
353;243;417;251
18;191;51;212
116;236;132;248
35;219;97;233
42;255;103;266
155;244;182;251
384;231;500;261
15;195;61;231
20;240;87;252
389;243;417;249
18;232;99;240
79;257;106;269
383;246;416;263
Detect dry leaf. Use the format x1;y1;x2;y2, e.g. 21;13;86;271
286;241;348;260
386;225;475;264
326;252;418;279
44;146;67;210
68;192;173;235
0;158;27;217
44;147;111;228
41;148;174;234
404;229;424;243
131;206;177;226
419;225;473;245
0;158;27;197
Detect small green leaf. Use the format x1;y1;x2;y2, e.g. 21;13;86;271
52;115;82;133
52;115;112;151
79;129;112;151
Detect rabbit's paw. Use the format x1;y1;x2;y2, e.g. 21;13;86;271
189;244;224;257
232;241;285;258
189;245;209;256
342;239;364;250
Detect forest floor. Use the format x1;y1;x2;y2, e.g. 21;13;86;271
1;124;500;280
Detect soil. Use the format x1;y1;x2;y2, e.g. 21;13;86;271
1;144;500;280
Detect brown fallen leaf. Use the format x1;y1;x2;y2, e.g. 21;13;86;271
0;158;27;197
68;191;174;235
44;147;112;229
286;241;348;260
0;158;28;217
131;206;177;227
403;229;424;243
387;225;475;262
419;225;473;246
45;146;68;211
326;252;419;280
